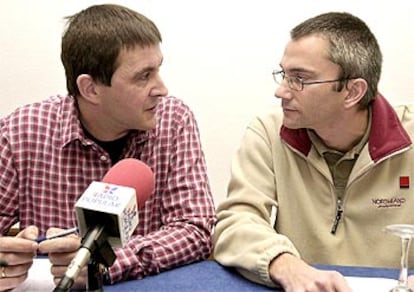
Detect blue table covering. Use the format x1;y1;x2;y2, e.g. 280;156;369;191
104;260;404;291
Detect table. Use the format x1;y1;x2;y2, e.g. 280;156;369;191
104;260;406;291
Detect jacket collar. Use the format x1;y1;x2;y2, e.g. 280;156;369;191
280;93;412;162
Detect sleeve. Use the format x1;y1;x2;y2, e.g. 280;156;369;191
213;116;300;287
107;101;217;283
0;119;20;235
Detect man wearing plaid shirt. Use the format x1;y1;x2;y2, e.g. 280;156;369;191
0;4;216;291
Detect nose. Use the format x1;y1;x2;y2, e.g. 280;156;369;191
153;74;168;97
274;83;292;100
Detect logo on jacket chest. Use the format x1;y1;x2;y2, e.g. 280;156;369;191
371;197;406;208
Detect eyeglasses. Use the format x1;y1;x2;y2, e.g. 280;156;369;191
272;70;353;91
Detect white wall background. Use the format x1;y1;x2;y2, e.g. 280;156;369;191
1;1;413;205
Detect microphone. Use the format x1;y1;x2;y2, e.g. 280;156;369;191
54;158;154;292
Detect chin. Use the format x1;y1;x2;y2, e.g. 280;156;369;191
148;119;157;129
283;120;299;129
134;115;157;130
140;121;157;131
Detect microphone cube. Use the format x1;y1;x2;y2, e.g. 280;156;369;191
75;181;139;247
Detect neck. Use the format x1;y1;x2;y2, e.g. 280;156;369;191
77;98;129;142
314;108;369;152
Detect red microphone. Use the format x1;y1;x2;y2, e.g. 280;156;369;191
55;159;155;291
102;158;155;210
75;158;155;247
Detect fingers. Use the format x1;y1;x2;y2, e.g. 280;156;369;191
0;226;84;291
0;230;38;291
46;227;65;237
0;262;32;279
0;273;28;291
0;236;38;254
38;235;80;254
269;254;352;292
313;271;352;292
0;252;35;267
408;275;414;290
0;262;32;291
0;236;37;268
0;227;84;291
16;225;39;241
40;227;85;290
48;251;78;266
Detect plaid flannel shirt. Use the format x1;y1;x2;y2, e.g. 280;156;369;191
0;95;216;283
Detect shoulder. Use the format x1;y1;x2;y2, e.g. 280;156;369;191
234;105;285;151
1;95;72;122
0;95;74;134
152;96;202;145
393;104;414;125
156;96;197;126
248;105;284;134
394;104;414;117
157;96;192;114
393;104;414;136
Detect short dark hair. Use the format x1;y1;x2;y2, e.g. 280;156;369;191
61;4;162;96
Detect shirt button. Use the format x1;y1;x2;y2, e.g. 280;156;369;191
100;155;108;161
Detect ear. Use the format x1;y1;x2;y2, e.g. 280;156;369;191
76;74;99;104
343;78;368;109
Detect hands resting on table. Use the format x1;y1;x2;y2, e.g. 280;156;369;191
269;253;414;292
2;228;414;292
0;226;85;291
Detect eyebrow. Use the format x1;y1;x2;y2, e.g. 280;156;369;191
280;64;313;74
132;58;164;80
285;68;319;79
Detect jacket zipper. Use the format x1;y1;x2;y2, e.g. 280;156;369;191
331;199;343;234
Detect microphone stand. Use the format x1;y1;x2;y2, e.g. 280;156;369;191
86;239;116;291
53;226;116;292
87;261;104;292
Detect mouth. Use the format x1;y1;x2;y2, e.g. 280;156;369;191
146;104;158;112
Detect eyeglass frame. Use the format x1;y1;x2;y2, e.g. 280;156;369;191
272;69;357;91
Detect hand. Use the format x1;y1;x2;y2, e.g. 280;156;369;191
269;253;352;292
0;225;39;291
38;227;87;290
408;275;414;290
